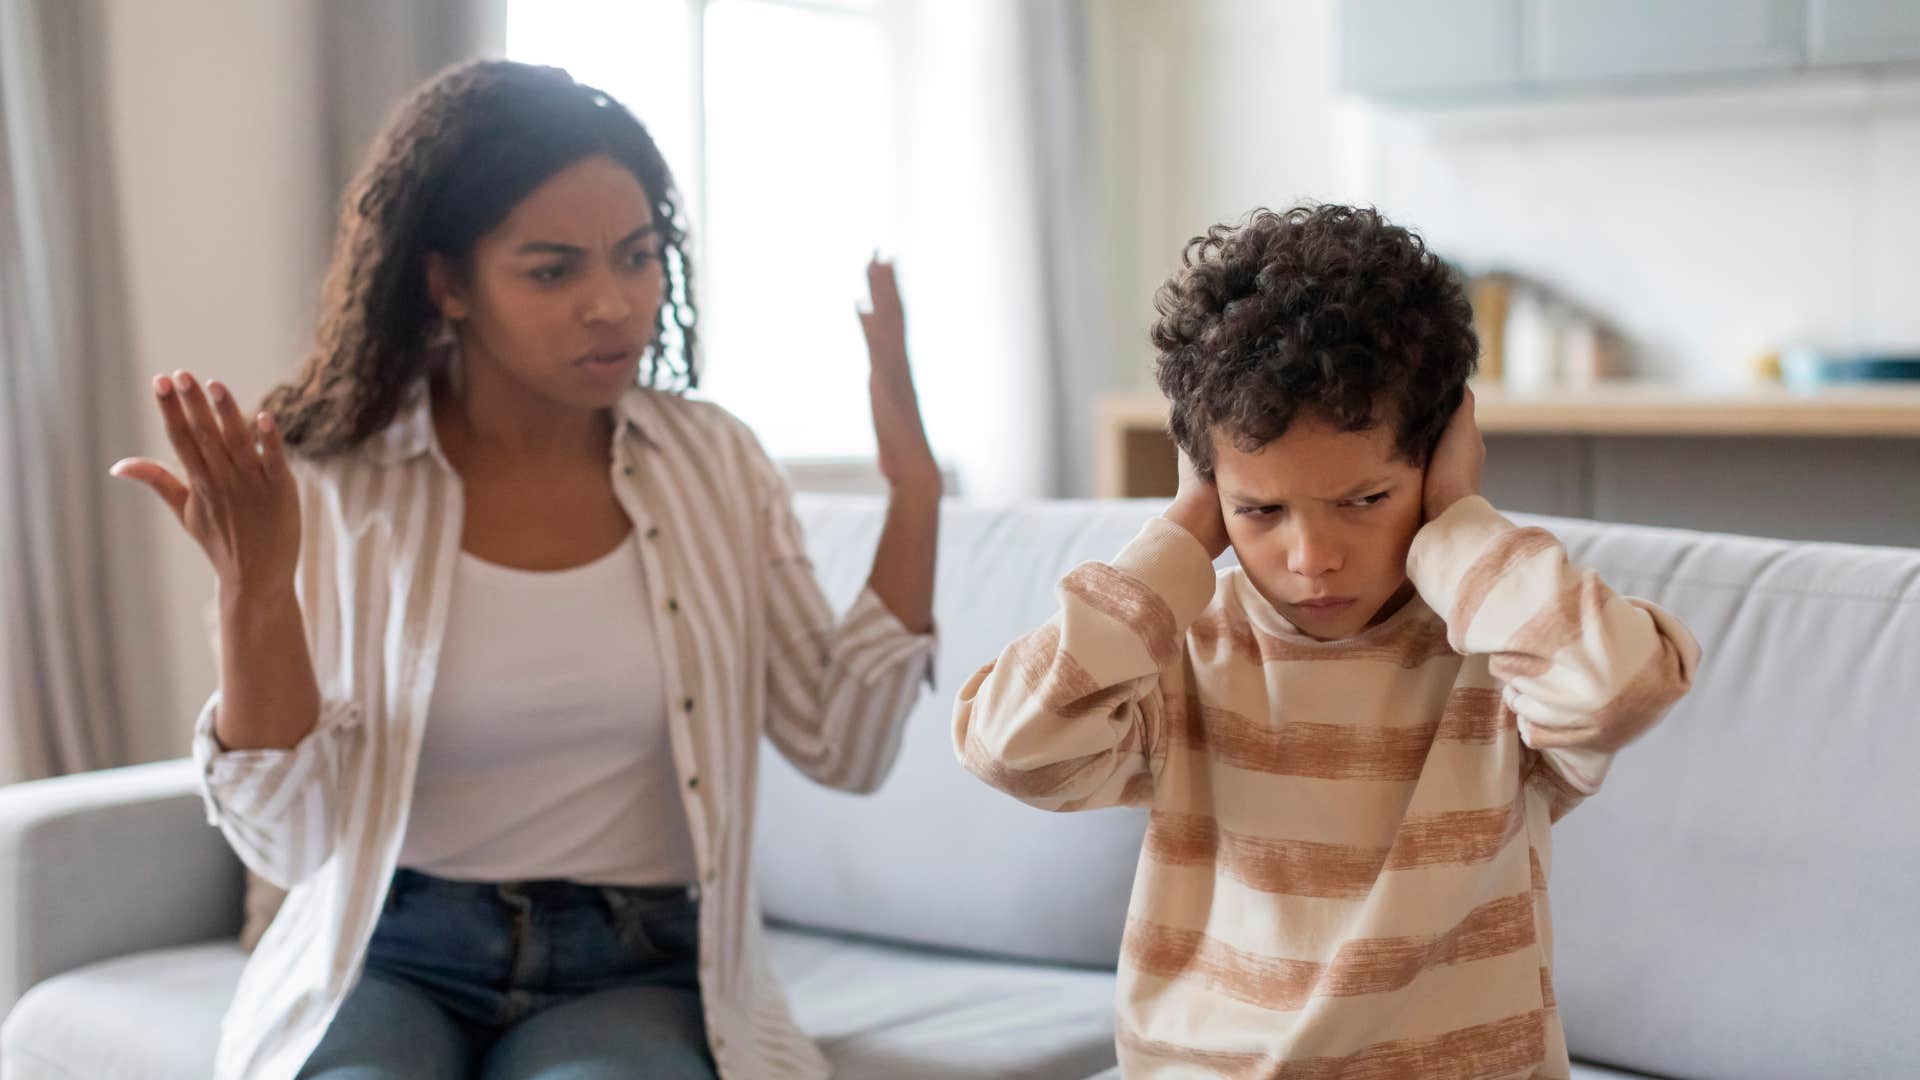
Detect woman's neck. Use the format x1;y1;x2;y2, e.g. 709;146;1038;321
430;353;612;473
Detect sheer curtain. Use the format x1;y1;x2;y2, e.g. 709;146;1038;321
886;0;1111;501
512;0;1112;502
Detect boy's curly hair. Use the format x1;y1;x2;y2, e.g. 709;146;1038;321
1151;205;1476;480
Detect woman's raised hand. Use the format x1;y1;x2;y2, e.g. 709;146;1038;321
110;371;301;598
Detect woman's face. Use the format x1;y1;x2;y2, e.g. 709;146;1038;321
430;154;665;413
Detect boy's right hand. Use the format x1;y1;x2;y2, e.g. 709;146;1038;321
1164;450;1231;560
110;371;301;599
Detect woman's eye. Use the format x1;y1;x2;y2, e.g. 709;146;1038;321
530;265;569;284
627;249;659;269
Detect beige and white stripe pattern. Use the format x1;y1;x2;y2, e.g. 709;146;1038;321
955;497;1699;1078
190;381;934;1080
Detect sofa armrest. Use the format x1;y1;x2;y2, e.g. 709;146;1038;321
0;758;242;1015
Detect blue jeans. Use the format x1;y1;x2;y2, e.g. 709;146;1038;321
297;869;716;1080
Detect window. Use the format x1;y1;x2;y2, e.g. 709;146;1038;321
508;0;895;464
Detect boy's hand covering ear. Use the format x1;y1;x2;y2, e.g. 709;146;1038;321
1166;450;1232;560
1423;388;1486;522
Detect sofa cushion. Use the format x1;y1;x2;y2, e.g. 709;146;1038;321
1569;1064;1665;1080
1;941;237;1079
1536;519;1920;1079
0;930;1116;1080
759;498;1166;969
764;924;1116;1079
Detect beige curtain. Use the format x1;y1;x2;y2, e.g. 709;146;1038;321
0;0;502;784
0;0;138;781
318;0;507;202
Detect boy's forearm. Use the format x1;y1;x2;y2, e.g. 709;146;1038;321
952;516;1217;811
1408;496;1700;751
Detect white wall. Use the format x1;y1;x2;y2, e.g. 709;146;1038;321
1089;0;1348;386
1096;0;1920;389
103;0;330;761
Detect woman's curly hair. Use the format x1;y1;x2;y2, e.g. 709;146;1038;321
263;60;698;456
1151;205;1476;479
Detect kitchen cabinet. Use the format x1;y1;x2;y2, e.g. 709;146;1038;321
1809;0;1920;64
1338;0;1920;103
1339;0;1523;97
1531;0;1805;83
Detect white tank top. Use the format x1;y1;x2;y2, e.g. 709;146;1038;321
397;533;699;887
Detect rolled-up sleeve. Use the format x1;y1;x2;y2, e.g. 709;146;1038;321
758;477;937;797
190;692;366;889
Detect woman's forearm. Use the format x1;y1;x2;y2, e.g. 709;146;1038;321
866;484;940;635
214;585;322;751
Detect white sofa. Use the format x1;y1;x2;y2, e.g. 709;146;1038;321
3;496;1917;1078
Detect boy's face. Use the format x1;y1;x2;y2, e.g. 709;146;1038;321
1211;415;1425;641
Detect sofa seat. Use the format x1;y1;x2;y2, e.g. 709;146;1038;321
2;928;1120;1080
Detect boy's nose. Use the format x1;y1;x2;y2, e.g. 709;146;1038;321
1287;533;1343;577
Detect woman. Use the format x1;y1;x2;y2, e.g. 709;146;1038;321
110;61;940;1080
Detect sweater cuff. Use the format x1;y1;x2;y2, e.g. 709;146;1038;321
1109;515;1220;633
1406;495;1517;619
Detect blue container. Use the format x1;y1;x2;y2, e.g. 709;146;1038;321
1780;350;1920;393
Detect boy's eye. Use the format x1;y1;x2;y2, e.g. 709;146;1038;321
1234;505;1283;517
1348;492;1390;508
626;249;659;269
530;264;570;284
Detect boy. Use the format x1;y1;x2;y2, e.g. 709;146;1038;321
954;206;1699;1078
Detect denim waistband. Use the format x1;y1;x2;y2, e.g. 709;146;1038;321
388;867;697;912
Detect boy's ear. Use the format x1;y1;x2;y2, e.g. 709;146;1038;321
425;253;470;321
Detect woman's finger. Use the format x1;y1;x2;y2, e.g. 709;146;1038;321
173;371;238;487
154;374;215;485
866;259;902;321
108;458;190;522
255;411;292;485
208;380;264;481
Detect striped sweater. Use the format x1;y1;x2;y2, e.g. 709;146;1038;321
954;497;1699;1078
191;381;935;1080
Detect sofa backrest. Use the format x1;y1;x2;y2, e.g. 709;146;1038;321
758;495;1920;1079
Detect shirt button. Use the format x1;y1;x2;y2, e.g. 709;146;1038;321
687;775;699;790
682;696;695;712
705;866;718;884
645;526;660;540
667;597;679;613
622;465;634;476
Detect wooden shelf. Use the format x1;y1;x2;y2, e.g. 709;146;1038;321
1097;381;1920;497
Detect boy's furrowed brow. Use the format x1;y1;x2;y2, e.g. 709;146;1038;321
1333;475;1396;500
1223;475;1395;505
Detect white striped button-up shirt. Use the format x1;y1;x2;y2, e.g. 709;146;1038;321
191;380;935;1079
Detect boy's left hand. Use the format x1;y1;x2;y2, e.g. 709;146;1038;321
1423;387;1485;522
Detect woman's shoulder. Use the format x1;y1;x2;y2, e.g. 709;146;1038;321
626;388;777;474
